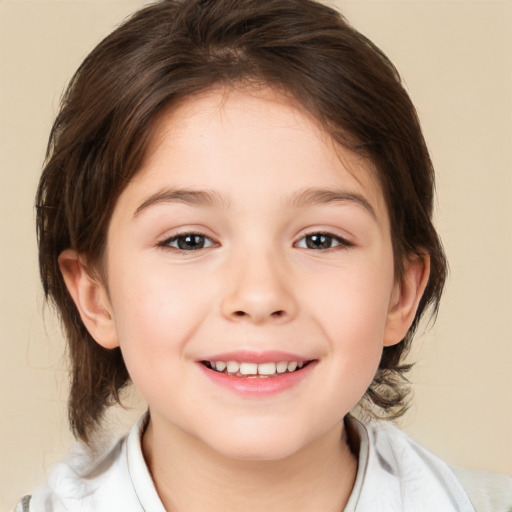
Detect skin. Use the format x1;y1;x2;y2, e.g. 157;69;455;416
60;87;429;511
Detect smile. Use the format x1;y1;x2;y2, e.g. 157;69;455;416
203;360;312;378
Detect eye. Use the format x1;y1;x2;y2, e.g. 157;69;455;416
160;233;216;251
295;232;352;250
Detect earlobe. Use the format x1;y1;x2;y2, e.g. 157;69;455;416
58;249;119;349
383;253;430;347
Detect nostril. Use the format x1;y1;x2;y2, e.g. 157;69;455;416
229;309;287;320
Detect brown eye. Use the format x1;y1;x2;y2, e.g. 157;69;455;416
296;233;351;250
306;234;334;249
162;233;215;251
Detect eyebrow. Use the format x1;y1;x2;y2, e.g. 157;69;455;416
133;188;230;217
287;187;378;222
133;186;378;222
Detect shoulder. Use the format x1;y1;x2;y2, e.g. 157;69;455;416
13;495;31;512
16;419;145;512
451;466;512;512
25;439;131;512
16;413;164;512
353;417;512;511
347;416;507;511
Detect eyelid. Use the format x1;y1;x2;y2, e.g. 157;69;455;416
157;230;219;251
156;228;353;252
294;230;354;250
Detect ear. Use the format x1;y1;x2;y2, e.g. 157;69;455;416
58;249;119;349
383;253;430;347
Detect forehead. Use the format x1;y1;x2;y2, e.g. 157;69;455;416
118;86;388;224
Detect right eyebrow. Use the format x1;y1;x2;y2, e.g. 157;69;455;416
287;187;378;223
133;187;230;218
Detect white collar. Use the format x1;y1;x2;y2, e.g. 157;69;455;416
126;413;166;512
345;415;475;511
124;413;475;512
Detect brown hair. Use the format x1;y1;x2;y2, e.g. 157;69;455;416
37;0;447;442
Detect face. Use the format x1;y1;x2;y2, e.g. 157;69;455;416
100;87;404;460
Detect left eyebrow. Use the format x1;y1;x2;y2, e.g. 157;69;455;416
133;187;230;217
287;187;378;222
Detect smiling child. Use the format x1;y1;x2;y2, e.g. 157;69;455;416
16;0;512;511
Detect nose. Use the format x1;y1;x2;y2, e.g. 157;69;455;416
220;250;298;324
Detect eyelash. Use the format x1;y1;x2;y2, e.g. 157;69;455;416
295;232;353;250
158;232;217;251
158;231;352;252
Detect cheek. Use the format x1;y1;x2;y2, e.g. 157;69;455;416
107;264;212;380
323;294;387;379
303;258;394;388
306;256;393;337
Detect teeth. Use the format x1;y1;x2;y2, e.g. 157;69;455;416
258;362;276;375
287;361;297;372
208;360;308;377
239;362;258;375
226;361;240;373
276;362;288;373
215;361;227;372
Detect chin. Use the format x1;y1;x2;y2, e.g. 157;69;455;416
201;423;315;462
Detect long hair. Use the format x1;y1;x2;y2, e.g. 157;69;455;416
37;0;447;442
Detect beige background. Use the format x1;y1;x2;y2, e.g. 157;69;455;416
1;0;511;509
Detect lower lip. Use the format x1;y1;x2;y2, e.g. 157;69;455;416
198;362;317;397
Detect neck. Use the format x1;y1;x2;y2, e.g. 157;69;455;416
142;415;358;512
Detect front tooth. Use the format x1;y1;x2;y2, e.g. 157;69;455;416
276;362;288;373
226;361;240;373
258;362;277;375
239;362;258;375
215;361;227;372
287;361;298;372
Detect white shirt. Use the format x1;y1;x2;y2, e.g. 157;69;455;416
18;414;512;512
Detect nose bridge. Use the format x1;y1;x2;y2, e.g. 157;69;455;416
221;243;297;323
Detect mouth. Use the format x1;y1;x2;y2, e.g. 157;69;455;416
200;360;314;378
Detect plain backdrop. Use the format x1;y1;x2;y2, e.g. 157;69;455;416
1;0;511;509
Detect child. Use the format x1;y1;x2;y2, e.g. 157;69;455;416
16;0;512;510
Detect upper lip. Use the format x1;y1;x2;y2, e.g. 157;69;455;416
198;350;314;364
